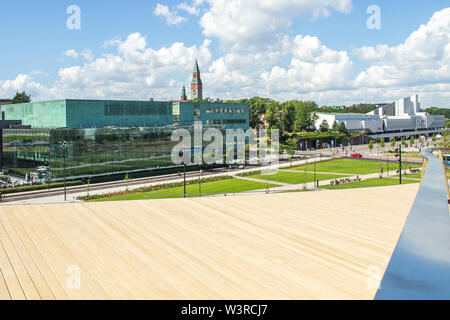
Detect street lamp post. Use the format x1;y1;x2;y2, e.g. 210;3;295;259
199;169;202;197
314;159;316;188
179;150;186;198
60;141;69;202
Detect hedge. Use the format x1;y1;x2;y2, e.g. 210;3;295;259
1;180;82;195
77;175;233;201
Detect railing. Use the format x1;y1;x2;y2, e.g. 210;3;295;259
375;147;450;300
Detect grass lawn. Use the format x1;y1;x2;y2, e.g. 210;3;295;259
319;177;419;190
92;178;278;201
290;159;421;175
249;171;347;185
394;172;422;179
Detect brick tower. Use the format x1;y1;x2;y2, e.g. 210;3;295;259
191;59;203;100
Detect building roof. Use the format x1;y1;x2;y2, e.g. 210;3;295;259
193;59;200;74
0;184;418;299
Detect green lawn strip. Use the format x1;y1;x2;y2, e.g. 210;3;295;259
319;177;419;190
91;178;278;201
290;159;421;175
393;172;422;179
249;171;347;185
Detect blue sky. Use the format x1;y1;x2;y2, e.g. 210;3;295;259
0;0;449;107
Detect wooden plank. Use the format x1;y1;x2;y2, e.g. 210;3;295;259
12;206;85;300
0;212;54;299
5;209;69;300
0;213;40;299
0;184;419;300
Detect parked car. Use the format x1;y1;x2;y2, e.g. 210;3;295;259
351;153;363;158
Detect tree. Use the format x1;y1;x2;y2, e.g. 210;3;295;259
380;138;385;149
227;96;273;129
12;91;31;104
331;120;339;132
338;122;347;134
432;134;436;142
292;100;319;132
368;140;374;150
319;120;329;132
401;137;406;146
410;135;415;145
281;101;296;132
265;101;282;130
391;139;396;147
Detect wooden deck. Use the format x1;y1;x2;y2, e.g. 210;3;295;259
0;184;418;300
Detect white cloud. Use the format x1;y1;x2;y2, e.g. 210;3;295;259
177;1;200;15
2;7;450;108
199;0;352;50
261;35;353;94
81;49;94;61
62;49;78;59
154;3;186;25
353;7;450;88
5;33;212;101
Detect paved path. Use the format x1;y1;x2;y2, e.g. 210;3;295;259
258;170;417;193
280;169;353;175
234;175;291;186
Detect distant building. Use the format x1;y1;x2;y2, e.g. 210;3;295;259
191;59;203;100
315;95;445;134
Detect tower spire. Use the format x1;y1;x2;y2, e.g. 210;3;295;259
181;85;187;101
191;59;203;100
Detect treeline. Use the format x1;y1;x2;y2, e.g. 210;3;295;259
194;97;376;132
424;107;450;118
320;103;378;114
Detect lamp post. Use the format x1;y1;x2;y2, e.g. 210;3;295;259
199;169;202;197
314;159;316;188
179;149;186;198
60;141;69;202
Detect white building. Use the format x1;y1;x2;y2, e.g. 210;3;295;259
315;95;445;134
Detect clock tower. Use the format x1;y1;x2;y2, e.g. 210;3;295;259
191;59;203;100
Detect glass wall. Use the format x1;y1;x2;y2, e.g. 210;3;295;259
1;125;224;183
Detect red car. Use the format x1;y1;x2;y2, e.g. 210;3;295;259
351;153;363;158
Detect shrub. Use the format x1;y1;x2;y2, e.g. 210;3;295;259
1;180;82;195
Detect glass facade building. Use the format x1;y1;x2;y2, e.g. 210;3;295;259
0;99;249;183
1;126;227;182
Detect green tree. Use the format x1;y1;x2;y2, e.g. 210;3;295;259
319;120;329;132
281;101;296;132
12;91;31;104
432;134;436;142
265;101;282;130
409;135;415;145
401;137;406;146
292;101;319;132
227;96;273;129
380;138;385;148
368;140;374;150
391;139;396;147
331;120;339;132
338;122;348;134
